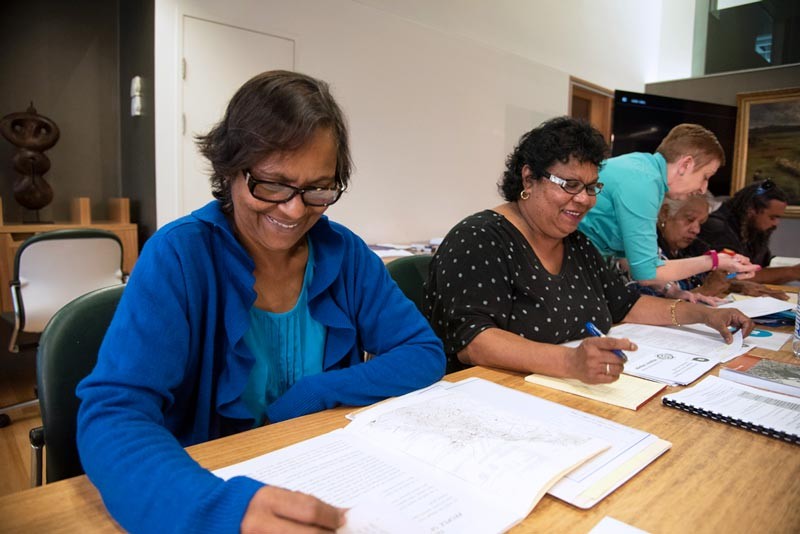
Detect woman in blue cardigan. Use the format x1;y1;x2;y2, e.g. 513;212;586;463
76;71;446;533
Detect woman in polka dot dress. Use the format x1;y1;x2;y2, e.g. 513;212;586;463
423;117;753;384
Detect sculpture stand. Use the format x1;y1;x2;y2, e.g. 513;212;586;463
22;208;52;225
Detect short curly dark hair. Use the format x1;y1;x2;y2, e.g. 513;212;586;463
498;116;609;201
196;70;352;213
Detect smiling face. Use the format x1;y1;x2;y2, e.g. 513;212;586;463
519;157;599;241
661;196;709;252
230;127;338;257
667;157;720;200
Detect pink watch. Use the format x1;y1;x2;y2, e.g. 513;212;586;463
704;250;719;270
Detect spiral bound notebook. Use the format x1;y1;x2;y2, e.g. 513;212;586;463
662;375;800;445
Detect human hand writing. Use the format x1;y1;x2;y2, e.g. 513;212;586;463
241;486;345;534
568;336;636;385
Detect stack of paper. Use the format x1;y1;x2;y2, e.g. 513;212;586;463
662;375;800;443
560;323;748;386
607;323;750;385
524;373;666;410
214;378;671;532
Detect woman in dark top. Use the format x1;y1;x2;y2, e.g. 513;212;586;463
424;117;753;383
631;194;726;305
635;195;787;301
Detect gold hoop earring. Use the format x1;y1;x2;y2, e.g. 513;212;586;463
520;190;530;200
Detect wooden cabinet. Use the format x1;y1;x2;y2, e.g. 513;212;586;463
0;197;138;312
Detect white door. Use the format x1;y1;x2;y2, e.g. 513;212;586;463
182;16;294;214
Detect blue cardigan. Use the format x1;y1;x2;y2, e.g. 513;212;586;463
76;201;445;533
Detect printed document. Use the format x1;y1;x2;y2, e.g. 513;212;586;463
609;323;747;362
663;375;800;437
214;378;670;531
718;296;794;318
215;379;608;533
568;323;744;384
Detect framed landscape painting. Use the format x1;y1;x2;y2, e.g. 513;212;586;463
731;87;800;217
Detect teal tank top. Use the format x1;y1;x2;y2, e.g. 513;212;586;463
242;242;326;425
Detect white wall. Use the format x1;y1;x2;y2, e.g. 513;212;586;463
354;0;668;91
155;0;683;243
656;0;696;81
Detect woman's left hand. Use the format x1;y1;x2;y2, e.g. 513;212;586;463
702;308;754;343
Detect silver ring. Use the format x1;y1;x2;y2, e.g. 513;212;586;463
605;363;610;375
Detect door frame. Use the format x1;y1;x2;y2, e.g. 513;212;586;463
569;76;613;142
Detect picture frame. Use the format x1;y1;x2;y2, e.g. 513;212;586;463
731;87;800;217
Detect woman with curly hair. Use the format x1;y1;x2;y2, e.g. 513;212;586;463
424;117;752;383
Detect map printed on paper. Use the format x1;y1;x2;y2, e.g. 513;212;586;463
348;389;606;502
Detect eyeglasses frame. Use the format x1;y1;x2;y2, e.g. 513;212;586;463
546;174;604;196
244;169;344;207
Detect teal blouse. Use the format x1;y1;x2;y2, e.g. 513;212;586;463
578;152;668;281
242;243;325;425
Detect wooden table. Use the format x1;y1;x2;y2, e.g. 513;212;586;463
1;342;799;533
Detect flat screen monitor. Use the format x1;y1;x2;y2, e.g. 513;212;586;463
611;90;737;196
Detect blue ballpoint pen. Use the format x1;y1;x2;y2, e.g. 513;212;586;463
585;322;628;362
722;249;739;279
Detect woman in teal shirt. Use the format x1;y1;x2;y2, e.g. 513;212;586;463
579;123;758;284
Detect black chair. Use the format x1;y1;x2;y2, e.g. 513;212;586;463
385;255;432;312
29;284;124;486
0;229;125;427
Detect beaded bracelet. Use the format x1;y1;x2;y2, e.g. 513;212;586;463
670;299;682;327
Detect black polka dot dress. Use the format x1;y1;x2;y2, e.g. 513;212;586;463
423;210;640;371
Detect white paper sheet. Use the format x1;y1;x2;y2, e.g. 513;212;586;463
345;383;608;515
663;375;800;437
589;516;651;534
215;379;614;532
609;323;746;362
620;343;719;385
435;379;671;509
678;323;790;356
214;429;518;534
717;296;795;318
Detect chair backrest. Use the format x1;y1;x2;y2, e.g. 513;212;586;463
13;229;125;333
386;255;433;312
36;284;125;483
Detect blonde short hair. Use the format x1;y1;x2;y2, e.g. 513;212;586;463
656;123;725;169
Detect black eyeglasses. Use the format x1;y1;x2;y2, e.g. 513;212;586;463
547;174;604;196
244;170;344;207
755;178;774;196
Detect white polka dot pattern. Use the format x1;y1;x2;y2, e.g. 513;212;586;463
423;210;640;369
